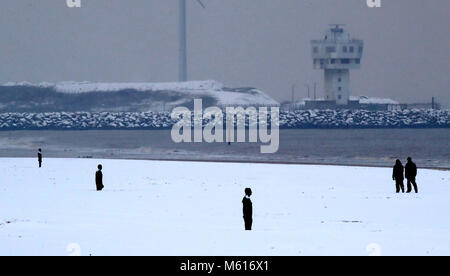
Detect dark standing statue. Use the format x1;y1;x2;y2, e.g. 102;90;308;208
96;164;104;191
242;188;253;231
405;157;418;193
38;148;42;168
392;159;405;193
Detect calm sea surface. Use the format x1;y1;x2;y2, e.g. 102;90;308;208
0;129;448;168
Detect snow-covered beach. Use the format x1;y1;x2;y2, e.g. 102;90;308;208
1;158;448;256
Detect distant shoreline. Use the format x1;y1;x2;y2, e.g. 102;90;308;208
2;156;449;171
0;125;449;131
1;129;448;170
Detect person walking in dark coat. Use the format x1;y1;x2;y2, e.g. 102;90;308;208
405;157;418;193
242;188;253;231
392;159;405;193
96;164;104;191
37;148;42;168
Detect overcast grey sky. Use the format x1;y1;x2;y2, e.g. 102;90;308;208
0;0;449;106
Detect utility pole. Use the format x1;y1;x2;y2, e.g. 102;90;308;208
313;82;317;100
291;85;296;103
179;0;187;82
178;0;205;82
304;84;310;99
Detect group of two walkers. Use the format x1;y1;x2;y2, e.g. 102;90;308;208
393;157;419;194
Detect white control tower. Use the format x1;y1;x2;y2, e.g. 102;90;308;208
311;25;363;105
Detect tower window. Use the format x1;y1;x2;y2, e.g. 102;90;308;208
359;46;363;53
343;46;347;53
338;95;342;100
349;46;354;53
313;47;319;53
326;46;336;53
338;87;342;91
338;78;342;82
341;59;350;64
355;59;361;64
331;59;336;64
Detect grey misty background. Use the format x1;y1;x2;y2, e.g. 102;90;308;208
0;0;448;107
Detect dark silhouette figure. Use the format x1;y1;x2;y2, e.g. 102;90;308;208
96;164;104;191
405;157;418;193
38;148;42;168
392;159;405;193
242;188;253;231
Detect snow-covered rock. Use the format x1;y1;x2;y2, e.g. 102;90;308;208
0;109;448;130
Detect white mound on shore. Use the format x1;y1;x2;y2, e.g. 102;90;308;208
2;80;279;107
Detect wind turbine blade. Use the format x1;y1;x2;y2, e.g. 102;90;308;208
196;0;206;9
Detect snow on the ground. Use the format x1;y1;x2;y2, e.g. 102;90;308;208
351;96;400;105
0;158;448;256
3;80;225;93
292;96;400;107
1;80;279;107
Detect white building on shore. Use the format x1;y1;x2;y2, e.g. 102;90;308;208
311;25;364;106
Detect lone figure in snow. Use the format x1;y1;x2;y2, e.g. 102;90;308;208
392;159;405;193
242;188;253;231
38;148;43;168
96;164;104;191
405;157;418;193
